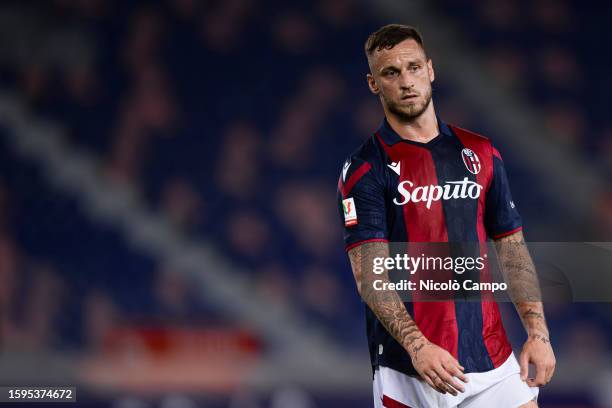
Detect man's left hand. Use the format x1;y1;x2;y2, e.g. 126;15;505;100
519;333;556;387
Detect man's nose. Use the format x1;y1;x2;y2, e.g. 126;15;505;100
398;71;414;89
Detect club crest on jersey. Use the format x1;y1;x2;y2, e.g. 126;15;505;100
342;197;357;226
461;148;481;175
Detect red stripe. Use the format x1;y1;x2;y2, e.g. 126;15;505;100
492;146;502;160
382;395;412;408
339;162;372;197
337;175;346;200
491;226;523;239
453;126;513;369
377;136;458;360
345;238;389;252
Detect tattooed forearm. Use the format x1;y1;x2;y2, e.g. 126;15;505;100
348;242;429;358
529;333;550;344
493;231;540;302
494;231;549;337
522;308;543;320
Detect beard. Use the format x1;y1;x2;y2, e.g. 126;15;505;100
383;85;433;121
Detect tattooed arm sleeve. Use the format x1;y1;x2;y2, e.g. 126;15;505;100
494;230;550;342
348;241;430;358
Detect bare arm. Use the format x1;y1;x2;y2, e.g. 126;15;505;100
494;230;548;338
494;230;556;385
348;241;467;394
348;241;427;356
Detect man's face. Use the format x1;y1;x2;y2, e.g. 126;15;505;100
367;39;434;120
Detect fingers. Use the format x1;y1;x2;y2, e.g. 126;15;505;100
430;363;469;396
530;361;547;387
545;353;556;384
446;363;469;384
435;369;465;395
442;362;469;389
519;350;529;381
543;358;556;385
442;355;468;384
417;347;470;395
544;368;552;385
423;372;446;394
545;359;556;383
527;358;557;387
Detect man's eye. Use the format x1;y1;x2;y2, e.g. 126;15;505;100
386;71;398;76
410;65;420;72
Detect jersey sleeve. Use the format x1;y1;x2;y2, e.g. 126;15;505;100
484;146;523;239
337;157;388;251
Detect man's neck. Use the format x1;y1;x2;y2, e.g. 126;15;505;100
385;103;439;143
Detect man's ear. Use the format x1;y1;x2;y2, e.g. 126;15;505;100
427;58;435;83
367;73;379;95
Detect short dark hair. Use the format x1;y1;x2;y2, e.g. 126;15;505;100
365;24;426;59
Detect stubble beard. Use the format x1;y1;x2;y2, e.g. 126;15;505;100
384;85;433;122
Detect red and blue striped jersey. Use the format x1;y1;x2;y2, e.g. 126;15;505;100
337;116;522;375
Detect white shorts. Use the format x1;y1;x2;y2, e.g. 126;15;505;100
373;353;539;408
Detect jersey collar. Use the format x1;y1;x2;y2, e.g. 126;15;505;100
376;115;453;146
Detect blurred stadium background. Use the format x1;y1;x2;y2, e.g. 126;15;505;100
0;0;611;407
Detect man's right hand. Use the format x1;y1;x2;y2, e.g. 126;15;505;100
409;341;469;395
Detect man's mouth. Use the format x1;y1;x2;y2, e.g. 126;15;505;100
401;94;419;100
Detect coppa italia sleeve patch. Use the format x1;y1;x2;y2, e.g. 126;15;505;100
342;197;357;226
